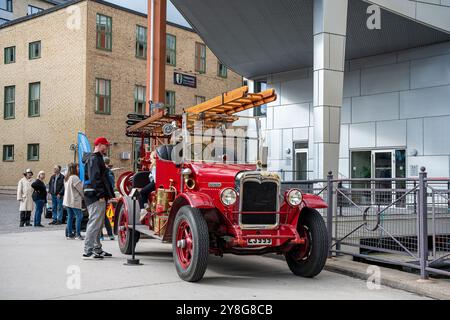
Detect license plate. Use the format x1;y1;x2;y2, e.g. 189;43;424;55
247;238;272;246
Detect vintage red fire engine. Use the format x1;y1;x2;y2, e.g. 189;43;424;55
114;86;329;282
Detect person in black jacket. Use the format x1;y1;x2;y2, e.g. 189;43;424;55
82;137;115;260
31;171;47;227
48;165;65;225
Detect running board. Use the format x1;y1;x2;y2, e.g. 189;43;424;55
128;224;163;240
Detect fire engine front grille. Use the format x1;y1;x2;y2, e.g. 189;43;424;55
241;180;278;225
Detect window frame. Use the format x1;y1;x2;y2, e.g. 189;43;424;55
95;78;111;115
166;33;176;66
217;60;228;78
28;82;40;117
195;95;206;105
4;46;15;64
27;5;43;15
134;85;146;115
2;145;14;162
27;144;39;161
165;90;176;115
4;85;15;119
29;41;41;60
96;14;112;51
135;25;147;59
0;0;13;12
194;42;206;74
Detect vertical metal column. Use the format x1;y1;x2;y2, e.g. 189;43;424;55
418;167;428;279
327;171;333;258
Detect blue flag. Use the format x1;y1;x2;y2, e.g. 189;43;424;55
77;132;91;183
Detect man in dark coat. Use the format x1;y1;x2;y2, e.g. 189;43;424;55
48;165;65;225
82;137;115;259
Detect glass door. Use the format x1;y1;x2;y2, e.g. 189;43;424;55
293;142;308;181
372;150;394;205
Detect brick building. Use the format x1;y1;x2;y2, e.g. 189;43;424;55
0;0;242;187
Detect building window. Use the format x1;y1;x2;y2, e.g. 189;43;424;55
2;145;14;162
166;33;176;66
4;46;15;64
27;144;39;161
29;41;41;59
0;18;9;25
217;61;227;78
27;5;43;15
96;14;112;51
195;95;205;105
135;25;147;59
165;90;175;115
95;78;111;114
4;85;15;119
0;0;12;12
28;82;40;117
195;42;206;73
253;81;267;117
134;85;146;115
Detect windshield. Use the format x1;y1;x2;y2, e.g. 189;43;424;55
174;112;265;164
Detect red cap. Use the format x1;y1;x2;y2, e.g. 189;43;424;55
94;137;111;146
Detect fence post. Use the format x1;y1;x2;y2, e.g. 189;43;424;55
327;171;333;258
418;167;429;280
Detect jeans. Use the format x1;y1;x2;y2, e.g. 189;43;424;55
66;207;83;237
34;199;45;226
84;200;106;254
51;194;63;222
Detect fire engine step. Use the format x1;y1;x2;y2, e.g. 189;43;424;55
128;224;163;240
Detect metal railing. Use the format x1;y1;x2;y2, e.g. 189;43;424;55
281;167;450;279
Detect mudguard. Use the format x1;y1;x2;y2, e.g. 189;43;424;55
163;192;215;242
302;193;328;209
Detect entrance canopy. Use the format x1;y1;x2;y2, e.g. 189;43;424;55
172;0;450;78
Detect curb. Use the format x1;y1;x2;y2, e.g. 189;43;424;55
324;257;450;300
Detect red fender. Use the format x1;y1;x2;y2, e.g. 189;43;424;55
162;192;215;242
302;193;328;209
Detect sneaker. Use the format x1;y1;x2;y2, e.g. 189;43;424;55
109;236;115;241
83;252;103;260
55;221;62;225
75;235;84;240
35;224;45;228
66;236;75;240
96;251;112;258
48;221;56;225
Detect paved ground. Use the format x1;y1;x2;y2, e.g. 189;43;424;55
0;230;429;300
0;194;66;234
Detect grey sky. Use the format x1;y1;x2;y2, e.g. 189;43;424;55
105;0;191;28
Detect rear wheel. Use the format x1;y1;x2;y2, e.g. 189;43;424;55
172;206;209;282
285;208;329;278
117;202;140;255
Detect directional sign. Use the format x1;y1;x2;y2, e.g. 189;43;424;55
127;113;148;121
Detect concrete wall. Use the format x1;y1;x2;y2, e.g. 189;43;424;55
0;1;88;186
265;41;450;180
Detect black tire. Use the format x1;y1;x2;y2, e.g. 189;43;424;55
117;203;140;255
172;206;209;282
285;208;329;278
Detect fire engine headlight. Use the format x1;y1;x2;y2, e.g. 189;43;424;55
287;189;303;206
220;188;237;206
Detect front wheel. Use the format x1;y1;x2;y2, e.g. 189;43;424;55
285;208;329;278
172;206;209;282
117;202;140;255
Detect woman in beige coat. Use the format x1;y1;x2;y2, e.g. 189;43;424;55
63;163;85;240
17;169;35;227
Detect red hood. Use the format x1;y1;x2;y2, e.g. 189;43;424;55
189;162;256;185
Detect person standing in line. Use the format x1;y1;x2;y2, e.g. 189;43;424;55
63;163;85;240
101;157;115;241
31;171;47;227
17;169;35;227
82;137;115;259
48;165;65;225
